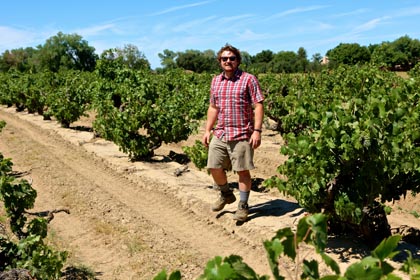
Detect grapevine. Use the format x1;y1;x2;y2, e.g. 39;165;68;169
0;123;68;279
263;65;420;244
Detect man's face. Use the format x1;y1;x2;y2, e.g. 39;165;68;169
219;51;239;72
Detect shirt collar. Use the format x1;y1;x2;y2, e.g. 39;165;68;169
221;69;242;81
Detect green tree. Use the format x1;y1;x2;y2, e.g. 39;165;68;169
326;43;370;67
371;42;407;69
296;47;309;72
240;50;252;70
158;49;177;70
176;49;218;73
269;51;298;73
308;53;323;72
393;35;420;69
36;32;97;72
253;49;274;63
0;47;38;72
358;36;420;70
367;43;379;55
112;44;150;70
96;45;151;78
250;50;274;73
202;49;219;72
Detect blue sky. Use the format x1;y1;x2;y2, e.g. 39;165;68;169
1;1;420;69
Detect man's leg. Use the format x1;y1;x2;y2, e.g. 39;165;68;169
210;168;228;187
234;170;251;221
210;168;236;211
237;170;252;193
208;136;236;211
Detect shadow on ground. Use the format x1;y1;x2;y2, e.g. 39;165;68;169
61;266;102;280
216;198;303;224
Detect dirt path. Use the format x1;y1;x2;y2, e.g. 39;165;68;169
0;107;296;279
0;106;419;279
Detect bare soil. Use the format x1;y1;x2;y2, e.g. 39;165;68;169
0;106;419;279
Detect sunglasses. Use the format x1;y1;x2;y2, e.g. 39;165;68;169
221;56;237;62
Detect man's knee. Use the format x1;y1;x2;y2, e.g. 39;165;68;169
237;170;251;179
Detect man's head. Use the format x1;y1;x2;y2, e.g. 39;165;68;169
217;44;241;74
217;44;242;65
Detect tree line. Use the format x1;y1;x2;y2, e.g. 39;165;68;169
1;32;419;74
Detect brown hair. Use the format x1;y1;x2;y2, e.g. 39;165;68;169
217;44;242;64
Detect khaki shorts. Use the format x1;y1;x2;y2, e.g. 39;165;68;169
207;136;255;172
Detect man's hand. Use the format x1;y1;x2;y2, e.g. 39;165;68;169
202;131;211;147
249;131;261;149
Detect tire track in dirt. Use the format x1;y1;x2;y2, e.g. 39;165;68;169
4;107;420;279
0;108;272;279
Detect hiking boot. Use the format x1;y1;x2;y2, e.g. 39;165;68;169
211;191;236;212
233;201;249;221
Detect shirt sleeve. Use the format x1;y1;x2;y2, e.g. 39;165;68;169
248;75;264;104
210;76;217;105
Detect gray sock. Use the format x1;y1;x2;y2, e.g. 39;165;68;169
239;190;250;203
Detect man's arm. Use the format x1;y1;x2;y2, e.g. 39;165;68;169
202;104;218;147
250;102;264;149
253;102;264;130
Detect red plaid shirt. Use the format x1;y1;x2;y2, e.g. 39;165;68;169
210;69;264;141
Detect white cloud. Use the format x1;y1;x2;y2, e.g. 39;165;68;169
235;29;274;42
171;16;218;33
290;20;334;34
351;16;390;34
394;6;420;17
269;5;329;19
216;14;255;24
0;26;30;43
74;23;116;37
0;26;47;51
330;8;369;18
150;0;214;16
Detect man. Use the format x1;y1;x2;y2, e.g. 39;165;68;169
202;44;264;222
